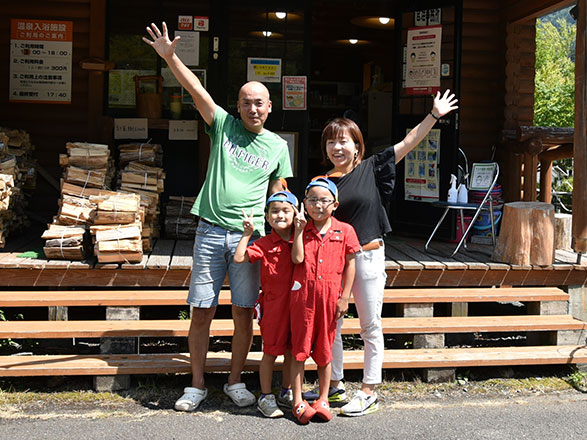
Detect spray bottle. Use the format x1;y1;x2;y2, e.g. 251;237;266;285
448;174;458;203
457;173;469;204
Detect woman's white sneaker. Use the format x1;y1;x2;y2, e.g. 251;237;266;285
340;390;379;417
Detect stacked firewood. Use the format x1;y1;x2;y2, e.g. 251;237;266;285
0;174;14;247
117;143;165;252
118;142;163;168
89;193;143;263
164;196;198;239
42;224;87;260
42;142;115;259
0;128;36;247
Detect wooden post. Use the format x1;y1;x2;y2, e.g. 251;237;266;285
573;0;587;253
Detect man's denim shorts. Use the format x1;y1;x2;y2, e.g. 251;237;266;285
186;219;260;308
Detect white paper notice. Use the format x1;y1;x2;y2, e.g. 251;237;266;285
114;119;149;139
169;120;198;140
175;31;200;66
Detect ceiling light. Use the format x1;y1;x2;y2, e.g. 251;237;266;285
379;17;390;25
262;31;272;37
275;11;287;19
349;39;358;45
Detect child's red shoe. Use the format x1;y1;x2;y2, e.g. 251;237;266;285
311;398;332;421
293;400;316;424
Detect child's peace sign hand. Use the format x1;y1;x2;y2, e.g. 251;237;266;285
293;203;307;231
241;208;255;236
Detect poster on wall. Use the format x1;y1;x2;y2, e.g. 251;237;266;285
282;76;307;110
404;128;441;202
174;31;199;66
247;58;282;83
108;69;156;107
405;25;441;96
182;69;206;104
9;19;73;103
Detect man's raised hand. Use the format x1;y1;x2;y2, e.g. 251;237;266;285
142;22;180;60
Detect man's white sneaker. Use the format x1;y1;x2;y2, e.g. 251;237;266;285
257;394;284;418
340;390;379;417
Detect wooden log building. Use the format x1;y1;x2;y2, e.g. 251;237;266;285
0;0;585;387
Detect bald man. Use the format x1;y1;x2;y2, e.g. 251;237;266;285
145;22;292;412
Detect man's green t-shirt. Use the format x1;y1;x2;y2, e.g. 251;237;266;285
190;106;293;233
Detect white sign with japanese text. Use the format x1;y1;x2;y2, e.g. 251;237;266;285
114;119;149;139
169;120;198;140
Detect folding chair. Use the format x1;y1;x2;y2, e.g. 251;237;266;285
425;162;500;257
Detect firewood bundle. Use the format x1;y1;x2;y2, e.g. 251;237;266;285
42;224;88;260
164;196;198;239
88;193;143;263
0;174;15;247
0;128;36;247
118;161;165;251
43;142;116;259
118;143;163;168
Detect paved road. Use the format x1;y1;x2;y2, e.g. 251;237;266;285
2;391;587;439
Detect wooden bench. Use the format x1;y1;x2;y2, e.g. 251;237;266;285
1;345;586;377
0;286;570;307
1;315;584;339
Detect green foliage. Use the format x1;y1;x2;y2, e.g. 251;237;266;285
534;17;576;127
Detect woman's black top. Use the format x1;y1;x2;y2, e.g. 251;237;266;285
329;145;396;246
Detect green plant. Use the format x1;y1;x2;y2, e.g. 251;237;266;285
178;309;190;320
566;368;587;392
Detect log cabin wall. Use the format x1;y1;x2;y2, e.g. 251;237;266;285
501;20;537;202
459;1;506;164
0;0;105;215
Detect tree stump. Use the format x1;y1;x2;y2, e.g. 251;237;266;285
492;202;555;266
554;213;572;250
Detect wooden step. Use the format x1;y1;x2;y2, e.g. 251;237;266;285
0;287;569;307
0;315;584;339
1;345;586;376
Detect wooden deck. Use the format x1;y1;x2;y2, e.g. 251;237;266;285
0;229;585;288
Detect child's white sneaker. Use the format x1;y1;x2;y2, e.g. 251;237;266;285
257;394;284;418
277;388;293;408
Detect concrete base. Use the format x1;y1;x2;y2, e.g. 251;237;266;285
420;368;456;383
527;300;568;315
94;306;141;391
568;286;587;321
94;375;131;392
399;303;434;318
413;334;445;349
100;337;137;354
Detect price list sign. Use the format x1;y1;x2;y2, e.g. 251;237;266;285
9;19;73;103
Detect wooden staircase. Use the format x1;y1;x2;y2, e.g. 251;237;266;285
0;287;586;377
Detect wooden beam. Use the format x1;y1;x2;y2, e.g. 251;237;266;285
87;0;107;142
505;0;575;24
517;126;575;144
573;0;587;253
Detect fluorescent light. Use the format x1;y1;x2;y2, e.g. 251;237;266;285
275;11;286;19
379;17;390;25
349;39;358;44
262;31;272;37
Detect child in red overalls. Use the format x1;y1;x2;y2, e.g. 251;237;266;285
234;191;306;418
290;178;360;424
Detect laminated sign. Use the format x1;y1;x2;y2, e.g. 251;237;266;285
9;19;73;103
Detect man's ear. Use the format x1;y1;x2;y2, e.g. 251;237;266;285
267;100;272;113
